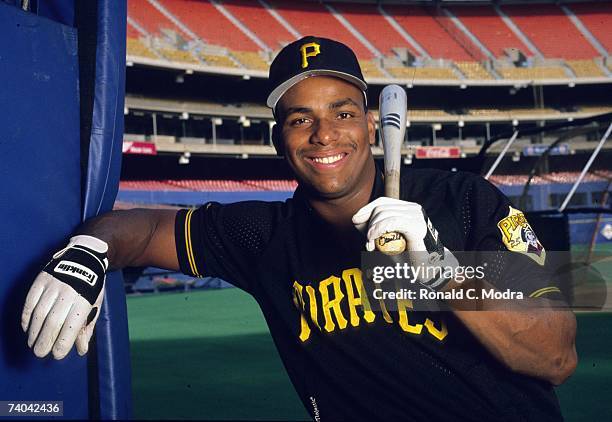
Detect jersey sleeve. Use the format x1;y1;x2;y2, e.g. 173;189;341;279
174;201;280;293
462;176;564;301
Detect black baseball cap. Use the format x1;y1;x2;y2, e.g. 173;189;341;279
266;36;367;111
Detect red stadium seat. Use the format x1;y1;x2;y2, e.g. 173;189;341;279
568;3;612;53
449;5;532;58
502;4;599;59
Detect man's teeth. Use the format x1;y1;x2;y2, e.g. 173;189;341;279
312;154;344;164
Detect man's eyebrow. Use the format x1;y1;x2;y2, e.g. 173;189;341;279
284;106;312;116
329;98;361;110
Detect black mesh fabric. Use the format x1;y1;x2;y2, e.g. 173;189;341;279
175;201;283;293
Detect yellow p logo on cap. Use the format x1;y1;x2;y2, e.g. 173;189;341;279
300;42;321;68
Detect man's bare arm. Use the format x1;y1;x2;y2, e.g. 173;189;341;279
76;209;179;271
446;282;577;386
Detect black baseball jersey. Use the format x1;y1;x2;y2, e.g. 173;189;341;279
175;168;564;421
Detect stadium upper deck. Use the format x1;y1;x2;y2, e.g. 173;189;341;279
126;0;612;84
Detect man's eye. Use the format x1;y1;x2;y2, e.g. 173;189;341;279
337;112;353;120
290;118;309;126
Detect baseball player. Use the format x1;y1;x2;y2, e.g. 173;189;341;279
21;36;576;421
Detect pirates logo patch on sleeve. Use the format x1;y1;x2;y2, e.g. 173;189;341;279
497;206;546;265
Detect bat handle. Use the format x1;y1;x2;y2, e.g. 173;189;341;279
374;171;406;255
375;232;406;255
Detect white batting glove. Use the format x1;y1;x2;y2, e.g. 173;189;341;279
352;197;459;291
21;235;108;359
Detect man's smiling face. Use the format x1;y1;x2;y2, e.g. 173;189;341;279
276;76;376;200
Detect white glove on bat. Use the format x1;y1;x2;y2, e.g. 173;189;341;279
21;235;108;359
352;197;459;291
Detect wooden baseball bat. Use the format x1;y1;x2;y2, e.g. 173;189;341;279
375;85;407;255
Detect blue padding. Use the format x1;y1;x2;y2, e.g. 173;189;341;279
0;4;86;418
37;0;75;26
116;190;295;206
80;0;131;419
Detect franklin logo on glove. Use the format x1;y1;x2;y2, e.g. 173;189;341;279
21;235;108;359
54;261;98;285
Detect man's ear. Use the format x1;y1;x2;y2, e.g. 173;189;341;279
271;123;285;157
366;111;376;146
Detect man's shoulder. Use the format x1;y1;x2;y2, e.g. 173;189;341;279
205;199;295;221
400;168;484;201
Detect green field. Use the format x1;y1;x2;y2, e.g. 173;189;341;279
128;288;612;421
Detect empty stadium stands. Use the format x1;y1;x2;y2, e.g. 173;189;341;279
334;3;416;57
231;50;269;71
221;0;296;51
128;0;192;40
566;59;606;78
383;5;473;61
497;66;570;80
502;4;599;59
455;61;494;79
125;0;611;81
449;6;532;58
127;37;159;60
388;66;459;80
268;0;374;59
159;0;259;51
566;3;612;53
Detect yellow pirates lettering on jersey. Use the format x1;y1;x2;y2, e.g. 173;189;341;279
300;42;321;68
497;206;546;265
292;268;447;342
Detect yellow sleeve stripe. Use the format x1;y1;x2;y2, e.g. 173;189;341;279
529;286;561;298
184;208;201;277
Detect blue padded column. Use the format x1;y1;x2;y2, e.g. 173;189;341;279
81;0;131;419
0;3;87;418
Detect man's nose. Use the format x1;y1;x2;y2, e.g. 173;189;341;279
311;118;339;146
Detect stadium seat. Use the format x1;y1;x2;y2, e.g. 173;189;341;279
387;66;458;80
159;47;199;63
335;3;418;57
502;4;599;59
231;50;269;71
566;59;606;78
199;52;238;68
383;5;473;61
159;0;260;51
455;61;494;79
449;5;532;58
222;0;296;51
566;3;612;53
128;0;192;41
127;38;159;59
497;66;570;79
269;0;375;59
359;60;386;78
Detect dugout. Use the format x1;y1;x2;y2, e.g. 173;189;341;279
0;1;130;418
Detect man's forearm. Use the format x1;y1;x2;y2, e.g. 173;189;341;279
453;305;577;385
76;209;176;270
444;281;577;385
